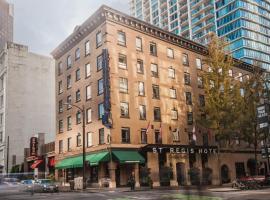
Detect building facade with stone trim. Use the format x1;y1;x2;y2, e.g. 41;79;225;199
52;5;265;188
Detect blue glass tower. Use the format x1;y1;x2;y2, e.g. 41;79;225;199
216;0;270;70
130;0;270;70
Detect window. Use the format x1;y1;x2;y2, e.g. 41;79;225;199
77;133;82;147
98;103;104;119
155;130;162;144
182;53;189;66
75;48;80;60
199;94;205;107
67;95;72;109
59;100;63;113
137;59;144;74
59;140;63;153
238;72;243;82
150;42;157;56
67;75;71;89
138;82;145;96
87;132;93;147
141;129;147;144
121;127;130;143
198;76;203;88
58;62;63;75
170;88;177;99
76;90;81;102
139;105;146;120
96;31;102;47
76;112;81;124
168;67;175;78
167;48;174;58
97;54;103;71
86;85;91;100
85;40;90;56
187;112;193;125
0;95;3;108
152;85;160;99
99;128;105;144
171;109;178;120
184;72;191;85
172;129;180;142
67;55;72;68
151;63;158;77
210;80;215;88
67;116;72;130
85;63;91;78
67;137;71;151
86;108;92;123
240;88;244;97
59;120;63;133
119;77;128;93
136;37;142;51
228;69;233;76
154;107;161;121
118;31;126;46
118;54;127;69
186;92;192;105
120;102;129;118
75;69;80;81
0;131;2;143
98;79;103;95
0;113;2;126
196;58;202;70
58;81;63;94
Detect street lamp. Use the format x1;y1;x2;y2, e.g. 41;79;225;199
64;103;86;190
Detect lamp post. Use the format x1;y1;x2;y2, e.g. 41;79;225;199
64;103;86;190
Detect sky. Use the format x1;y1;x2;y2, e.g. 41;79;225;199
7;0;129;56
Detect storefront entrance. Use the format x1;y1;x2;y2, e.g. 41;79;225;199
221;164;230;184
235;162;245;178
176;162;185;185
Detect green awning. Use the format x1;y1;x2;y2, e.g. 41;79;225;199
86;151;110;166
55;156;83;169
112;151;145;164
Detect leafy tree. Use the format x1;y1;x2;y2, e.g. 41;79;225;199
198;33;244;146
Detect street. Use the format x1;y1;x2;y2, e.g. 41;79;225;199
1;186;270;200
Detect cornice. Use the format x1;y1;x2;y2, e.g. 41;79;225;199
51;5;254;73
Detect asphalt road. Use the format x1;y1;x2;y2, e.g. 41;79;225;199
0;185;270;200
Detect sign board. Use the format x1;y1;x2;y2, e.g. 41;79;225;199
142;144;218;154
30;137;38;157
257;104;269;130
261;147;270;159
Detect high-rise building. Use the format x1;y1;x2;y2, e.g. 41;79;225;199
130;0;270;70
52;5;263;188
0;42;55;173
0;0;13;50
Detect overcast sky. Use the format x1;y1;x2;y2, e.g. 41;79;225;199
7;0;129;56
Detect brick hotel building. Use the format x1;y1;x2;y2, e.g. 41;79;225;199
51;5;266;188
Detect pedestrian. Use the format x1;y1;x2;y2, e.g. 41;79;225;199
129;171;135;191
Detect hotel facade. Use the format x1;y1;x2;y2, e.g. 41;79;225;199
52;6;266;188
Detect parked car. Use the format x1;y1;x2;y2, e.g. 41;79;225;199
27;179;59;193
21;180;34;185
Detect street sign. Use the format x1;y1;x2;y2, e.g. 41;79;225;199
257;104;270;130
261;147;270;159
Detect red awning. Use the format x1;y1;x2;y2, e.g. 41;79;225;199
49;158;55;167
30;160;43;169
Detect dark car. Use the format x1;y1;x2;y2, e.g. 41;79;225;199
29;179;59;193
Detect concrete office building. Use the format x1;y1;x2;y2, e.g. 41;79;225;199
0;42;55;173
52;5;266;188
0;0;13;50
130;0;270;70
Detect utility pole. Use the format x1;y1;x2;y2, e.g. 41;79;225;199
6;136;9;176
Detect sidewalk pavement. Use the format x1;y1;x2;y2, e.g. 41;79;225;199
59;185;241;193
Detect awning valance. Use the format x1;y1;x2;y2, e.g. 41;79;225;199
112;151;145;164
86;151;110;166
55;156;83;169
31;160;43;169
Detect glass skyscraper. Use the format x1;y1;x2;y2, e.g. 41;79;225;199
130;0;270;70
